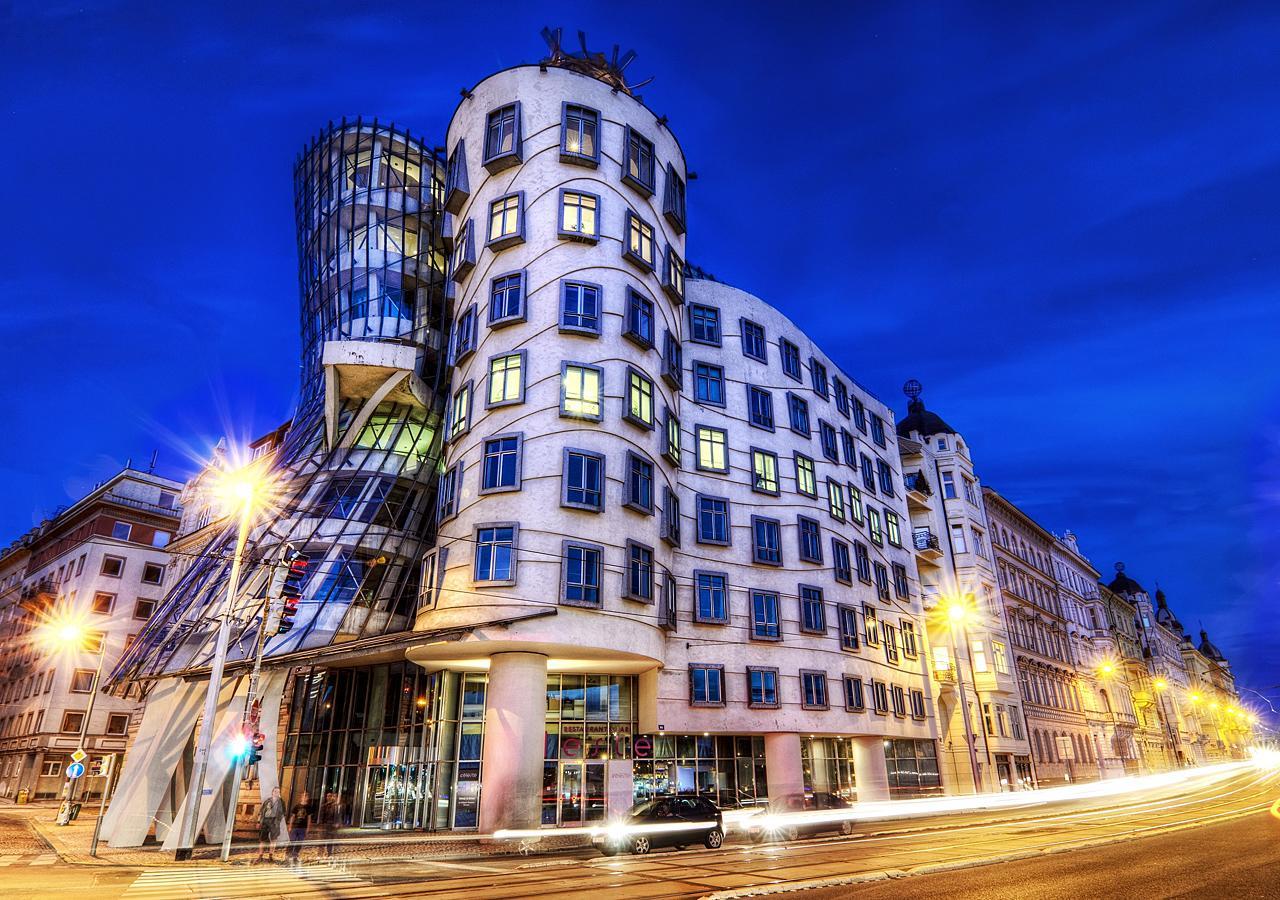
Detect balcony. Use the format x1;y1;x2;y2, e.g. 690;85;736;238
105;492;182;519
913;527;943;562
933;663;958;684
904;471;932;509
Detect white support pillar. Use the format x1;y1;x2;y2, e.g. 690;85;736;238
478;652;547;833
852;736;891;802
764;732;804;799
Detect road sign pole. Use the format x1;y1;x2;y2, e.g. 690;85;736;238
90;754;118;857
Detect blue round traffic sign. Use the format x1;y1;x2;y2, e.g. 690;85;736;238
66;762;85;779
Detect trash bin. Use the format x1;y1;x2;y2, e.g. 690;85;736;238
16;789;28;804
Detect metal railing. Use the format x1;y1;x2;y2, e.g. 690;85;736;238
912;528;940;551
904;472;932;497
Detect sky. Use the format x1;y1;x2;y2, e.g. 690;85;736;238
2;1;1278;717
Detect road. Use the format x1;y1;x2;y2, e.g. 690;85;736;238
0;763;1276;899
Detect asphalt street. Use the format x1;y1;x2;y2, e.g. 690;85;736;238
0;763;1275;899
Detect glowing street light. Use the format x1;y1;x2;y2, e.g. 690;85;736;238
175;456;276;861
1153;677;1169;692
936;592;983;794
1098;660;1117;678
40;613;108;825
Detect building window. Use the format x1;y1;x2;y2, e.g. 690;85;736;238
452;303;478;362
106;713;130;735
625;452;655;513
868;507;883;545
101;556;124;578
864;604;880;645
841;430;856;467
751;591;781;640
694;571;729;623
972;528;987;559
487;192;524;250
662;331;682;388
797;516;823;563
850;485;865;523
873;562;890;600
860;454;876;492
950;523;968;554
827;479;846;521
752;516;782;566
448;381;472;440
689;303;721;345
625;368;656;429
855;541;872;583
901;621;919;658
910;690;927;719
559;190;599;241
622;125;656;195
870;414;887;447
800;671;829;709
876;459;895;496
844;676;866;711
111;521;132;541
752;449;779;494
664;408;681;466
663;163;687;233
661;486;681;546
832;539;852;584
437;464;460;520
780;338;801;381
487;352;525;407
810;359;829;398
853;397;867;432
690;665;725;706
71;669;95;693
748;667;780;707
481;434;522;493
696;495;730;545
795;453;817;497
625;541;655;602
891;685;907;717
741;319;767;362
561;103;600;165
133;598;156;620
885;511;902;547
799;585;826;634
693;362;725;406
819;421;838;461
488;271;526;326
91;592;114;614
883;622;900;663
663;244;685;303
561;280;601;334
696;426;727;472
563;450;605;511
834;379;849;416
992;640;1009;674
623;210;656;270
971;639;989;672
561;363;603;420
443;139;469;213
623;289;655;347
483;102;521;172
892;563;909;599
748;386;774;430
474;525;517;584
562;541;603;607
60;712;85;734
787;393;810;436
838;605;859;650
941;470;957;499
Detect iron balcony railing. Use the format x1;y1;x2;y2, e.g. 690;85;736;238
904;471;932;497
913;528;940;552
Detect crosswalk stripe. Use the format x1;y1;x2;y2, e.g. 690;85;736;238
0;855;20;866
28;854;57;866
122;864;364;897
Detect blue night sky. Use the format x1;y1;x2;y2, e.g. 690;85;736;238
3;2;1278;712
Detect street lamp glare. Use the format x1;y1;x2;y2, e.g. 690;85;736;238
1098;661;1116;677
211;463;271;514
1153;677;1169;691
942;594;973;626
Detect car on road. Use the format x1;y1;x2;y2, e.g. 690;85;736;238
746;791;855;843
592;796;725;855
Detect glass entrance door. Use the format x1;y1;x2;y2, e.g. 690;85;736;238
554;761;606;826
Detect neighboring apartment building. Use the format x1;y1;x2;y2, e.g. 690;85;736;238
1095;583;1145;774
101;39;942;846
897;390;1032;793
0;468;181;800
984;488;1095;784
1181;628;1245;761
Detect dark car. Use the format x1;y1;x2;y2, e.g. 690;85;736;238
747;791;854;843
593;796;725;855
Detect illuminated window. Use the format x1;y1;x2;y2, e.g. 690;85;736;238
752;449;779;494
561;104;600;165
448;382;472;440
106;713;130;735
696;426;727;472
622;126;656;195
795;453;816;497
487;353;524;407
868;507;883;545
559;190;599;241
864;604;880;645
625;368;655;429
664;408;681;467
886;511;902;547
992;640;1008;674
971;640;989;673
827;479;845;521
483;103;521;172
663;244;685;303
560;364;603;421
623;210;656;269
487;192;524;249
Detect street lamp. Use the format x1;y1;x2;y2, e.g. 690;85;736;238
939;593;984;794
1152;676;1179;768
37;615;106;825
174;458;274;861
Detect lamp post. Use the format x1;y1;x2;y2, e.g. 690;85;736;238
943;595;983;794
41;619;107;825
174;462;268;861
1152;676;1179;769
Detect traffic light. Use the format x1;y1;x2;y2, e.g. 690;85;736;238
265;549;309;636
247;731;265;766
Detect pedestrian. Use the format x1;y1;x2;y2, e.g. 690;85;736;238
318;791;340;858
255;786;285;863
286;791;311;866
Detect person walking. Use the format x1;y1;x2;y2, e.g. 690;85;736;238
285;791;312;866
255;787;285;863
317;791;340;858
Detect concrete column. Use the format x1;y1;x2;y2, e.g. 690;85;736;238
764;732;804;799
478;652;547;833
852;736;890;801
